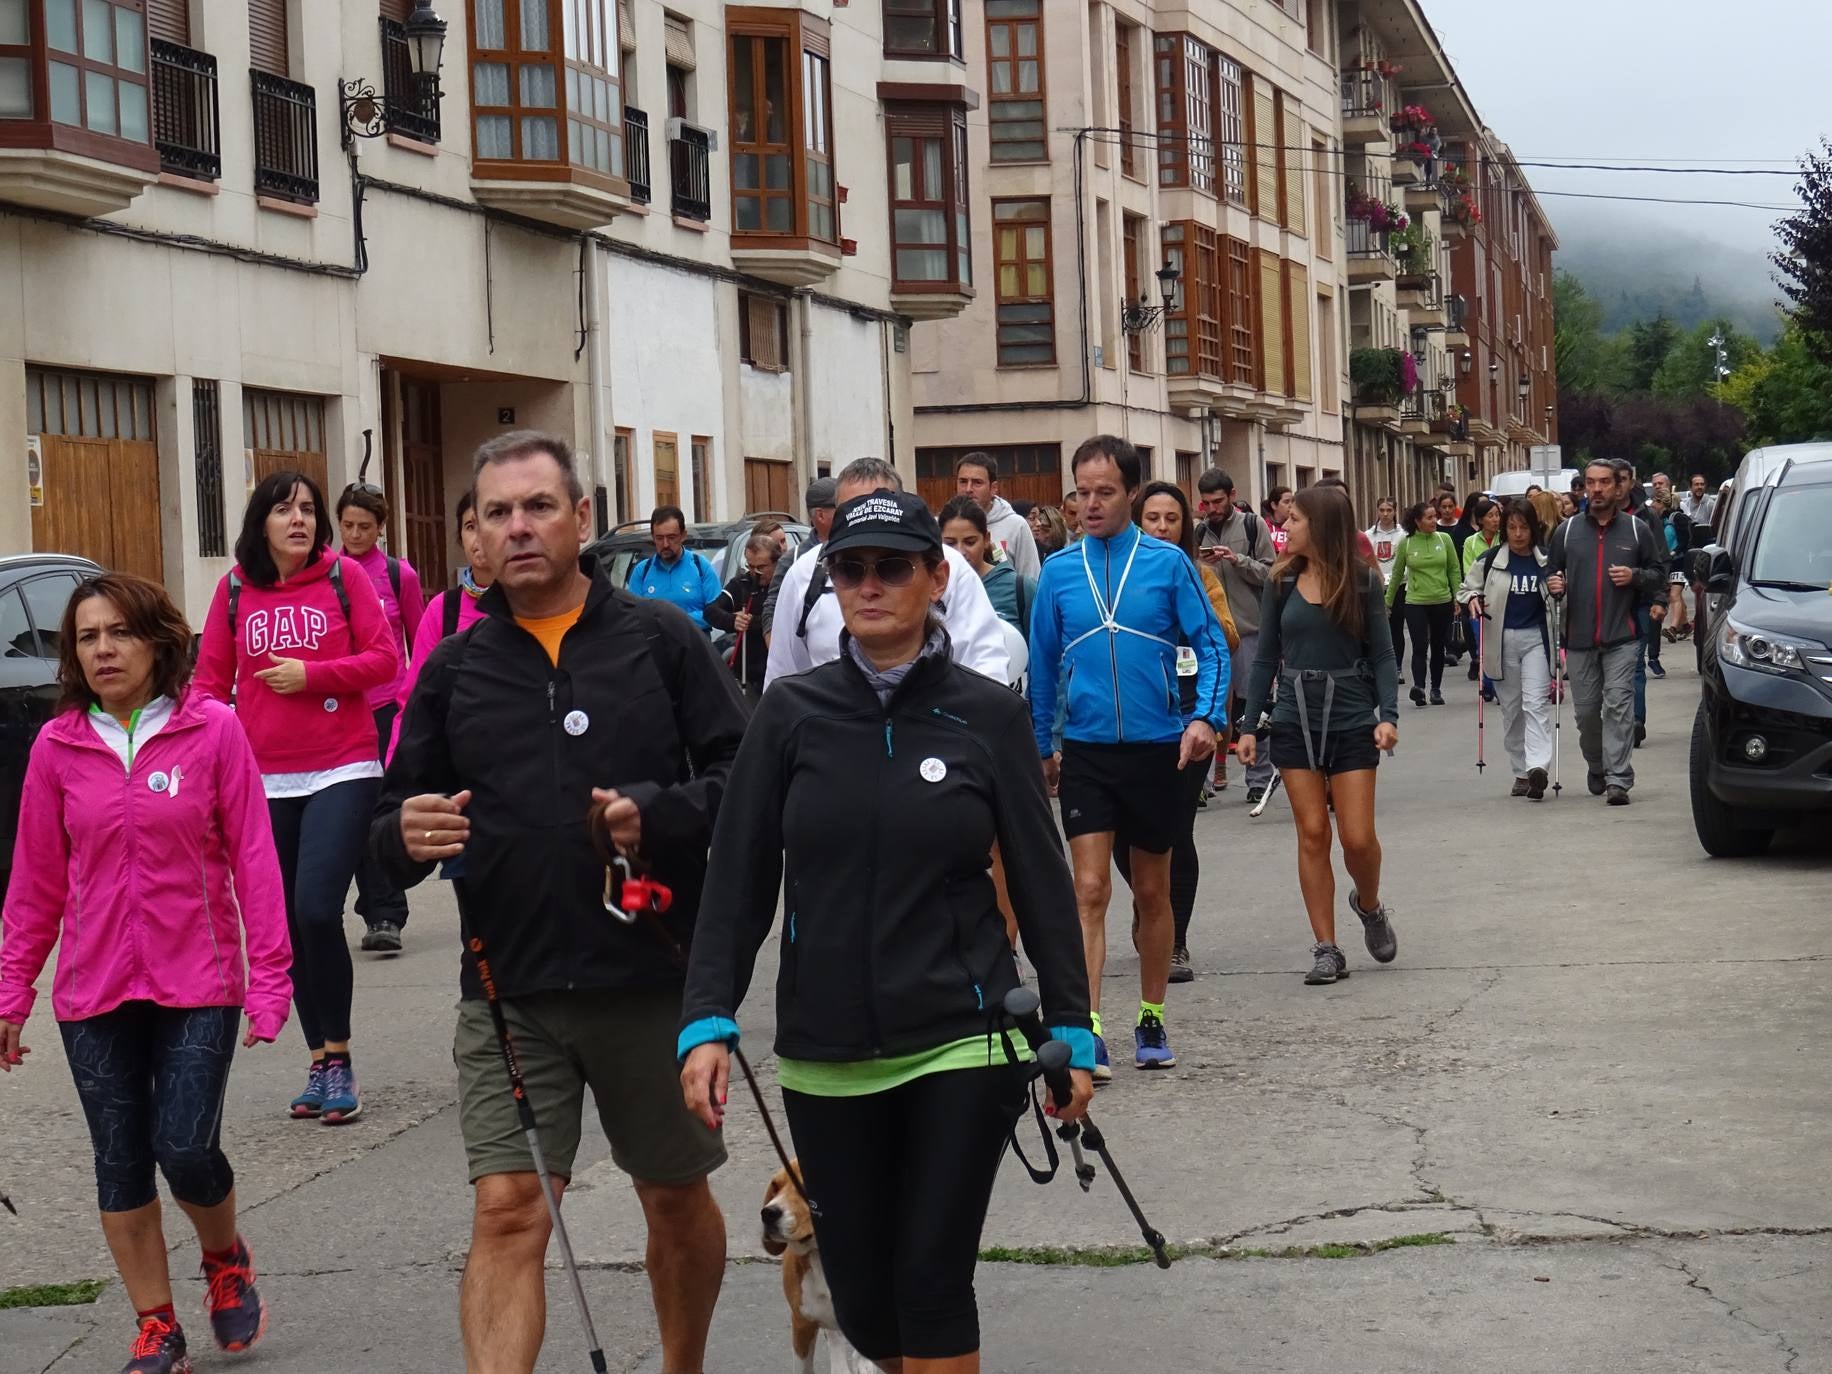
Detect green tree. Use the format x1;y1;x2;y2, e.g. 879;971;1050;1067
1626;314;1681;393
1774;139;1832;361
1723;323;1832;446
1651;318;1762;399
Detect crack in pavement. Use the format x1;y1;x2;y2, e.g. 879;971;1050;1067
1195;953;1826;977
1665;1254;1804;1373
38;1331;91;1374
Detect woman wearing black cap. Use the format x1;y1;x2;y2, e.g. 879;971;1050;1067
679;490;1094;1371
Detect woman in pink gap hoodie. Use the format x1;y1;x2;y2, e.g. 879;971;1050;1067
193;470;397;1128
335;483;424;954
0;573;289;1368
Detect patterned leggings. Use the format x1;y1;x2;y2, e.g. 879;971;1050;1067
60;1002;239;1213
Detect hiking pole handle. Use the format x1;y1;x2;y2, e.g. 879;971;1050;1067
1002;988;1074;1111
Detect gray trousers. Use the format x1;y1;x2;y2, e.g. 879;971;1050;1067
1233;631;1274;789
1567;641;1639;790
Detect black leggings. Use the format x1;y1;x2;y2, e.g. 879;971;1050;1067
1405;600;1455;694
60;1002;239;1213
1388;583;1408;673
1113;757;1209;949
267;777;378;1050
783;1064;1028;1362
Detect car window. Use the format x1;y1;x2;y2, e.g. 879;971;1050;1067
20;573;82;660
1749;486;1832;587
0;587;35;659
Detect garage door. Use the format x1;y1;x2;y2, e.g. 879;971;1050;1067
25;368;165;583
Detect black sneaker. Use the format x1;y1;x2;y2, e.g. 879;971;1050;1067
1634;722;1647;748
1606;785;1631;806
122;1314;191;1374
1587;772;1607;796
1429;690;1447;706
1304;943;1349;985
1349;890;1398;963
1648;659;1666;679
1245;785;1267;806
1526;767;1548;801
1466;664;1480;681
360;921;403;953
202;1238;267;1353
1169;945;1194;984
1510;776;1531;797
1410;687;1428;708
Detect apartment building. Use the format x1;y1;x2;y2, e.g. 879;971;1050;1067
1333;0;1557;513
910;0;1349;515
1;0;972;617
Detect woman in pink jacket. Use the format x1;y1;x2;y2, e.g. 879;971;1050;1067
386;489;492;763
0;573;290;1374
193;471;397;1125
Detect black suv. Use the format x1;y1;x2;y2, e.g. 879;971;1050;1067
1;554;102;891
1690;452;1832;856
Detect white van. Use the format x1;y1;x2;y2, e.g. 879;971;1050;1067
1488;469;1579;500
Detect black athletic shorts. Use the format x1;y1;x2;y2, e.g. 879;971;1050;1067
1269;721;1380;777
1058;740;1182;853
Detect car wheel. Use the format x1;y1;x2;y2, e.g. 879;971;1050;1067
1690;699;1772;858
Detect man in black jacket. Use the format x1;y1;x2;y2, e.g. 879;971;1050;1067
374;432;747;1374
1547;459;1668;806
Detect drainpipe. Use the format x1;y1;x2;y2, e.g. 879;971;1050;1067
793;291;815;488
583;238;610;531
880;319;895;469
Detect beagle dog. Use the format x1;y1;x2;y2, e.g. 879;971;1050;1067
761;1161;870;1374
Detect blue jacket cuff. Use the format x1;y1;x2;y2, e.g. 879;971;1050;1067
677;1016;740;1063
1049;1025;1097;1072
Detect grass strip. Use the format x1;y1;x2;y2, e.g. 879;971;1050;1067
0;1279;108;1310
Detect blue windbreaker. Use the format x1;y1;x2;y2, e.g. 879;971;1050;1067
1028;524;1230;756
629;550;722;630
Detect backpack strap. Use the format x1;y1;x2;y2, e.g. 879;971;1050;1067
442;588;462;638
226;571;242;641
796;559;830;640
328;558;357;650
1242;509;1263;552
386;555;401;601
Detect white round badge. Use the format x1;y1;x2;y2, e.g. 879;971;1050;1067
919;757;948;784
322;697;339;713
564;710;590;737
147;771;170;793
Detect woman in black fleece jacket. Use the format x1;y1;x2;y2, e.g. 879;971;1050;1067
1237;485;1401;988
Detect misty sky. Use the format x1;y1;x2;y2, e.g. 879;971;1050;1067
1421;0;1830;253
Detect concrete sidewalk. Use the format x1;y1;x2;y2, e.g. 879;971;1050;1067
4;657;1829;1373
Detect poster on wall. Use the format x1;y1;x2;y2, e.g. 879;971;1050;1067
25;434;43;507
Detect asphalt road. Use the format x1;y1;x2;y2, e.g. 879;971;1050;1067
4;651;1829;1374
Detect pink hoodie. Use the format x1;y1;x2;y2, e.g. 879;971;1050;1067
0;690;293;1039
192;553;398;775
343;544;425;711
384;585;490;763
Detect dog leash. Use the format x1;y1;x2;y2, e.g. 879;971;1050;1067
590;815;810;1206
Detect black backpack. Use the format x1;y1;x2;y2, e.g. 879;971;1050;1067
442;587;464;638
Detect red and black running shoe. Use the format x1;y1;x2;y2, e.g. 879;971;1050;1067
202;1238;269;1353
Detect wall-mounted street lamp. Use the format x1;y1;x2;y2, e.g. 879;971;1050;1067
1517;373;1531;402
1458;349;1472;376
1122;264;1182;335
340;0;449;148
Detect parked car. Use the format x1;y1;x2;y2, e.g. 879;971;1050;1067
1688;445;1832;856
0;553;102;892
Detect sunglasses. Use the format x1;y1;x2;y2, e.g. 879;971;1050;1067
342;481;384;498
826;555;919;589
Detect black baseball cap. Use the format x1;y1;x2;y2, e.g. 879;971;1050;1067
824;490;943;557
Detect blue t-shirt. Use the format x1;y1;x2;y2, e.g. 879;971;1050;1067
630;550;722;630
1502;551;1546;631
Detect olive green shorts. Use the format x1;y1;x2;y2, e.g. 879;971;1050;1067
453;986;727;1185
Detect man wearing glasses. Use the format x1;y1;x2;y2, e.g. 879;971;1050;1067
762;458;1008;689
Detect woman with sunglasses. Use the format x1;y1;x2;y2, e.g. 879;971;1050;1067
336;483;425;954
680;490;1094;1372
194;472;398;1125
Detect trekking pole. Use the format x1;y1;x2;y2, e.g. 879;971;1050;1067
1002;988;1172;1269
465;928;608;1374
1474;613;1487;773
1550;598;1564;797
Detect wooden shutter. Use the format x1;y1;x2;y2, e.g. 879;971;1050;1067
379;0;413;20
249;0;288;75
1283;104;1308;237
146;0;190;44
1251;79;1277;221
1258;250;1285;396
1286;262;1312;401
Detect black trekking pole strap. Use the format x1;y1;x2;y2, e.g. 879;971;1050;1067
999;1025;1061;1184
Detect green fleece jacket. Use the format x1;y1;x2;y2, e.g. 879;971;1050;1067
1385;531;1460;607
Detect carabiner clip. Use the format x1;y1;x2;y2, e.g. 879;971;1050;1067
603;854;640;924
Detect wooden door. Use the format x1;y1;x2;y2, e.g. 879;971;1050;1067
399;380;448;590
31;436;164;582
743;458;791;515
253;449;328;494
653;434;679;509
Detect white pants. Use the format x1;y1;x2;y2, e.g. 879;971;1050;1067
1498;628;1553;777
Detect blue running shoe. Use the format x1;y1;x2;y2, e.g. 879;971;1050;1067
202;1239;267;1353
1134;1013;1177;1070
288;1062;325;1119
320;1057;361;1125
1092;1033;1112;1083
122;1313;191;1374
